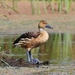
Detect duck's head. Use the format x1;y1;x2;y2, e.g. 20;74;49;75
38;20;53;30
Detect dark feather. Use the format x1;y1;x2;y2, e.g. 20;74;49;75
13;32;40;47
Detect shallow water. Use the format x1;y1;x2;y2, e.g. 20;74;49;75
0;33;75;65
0;33;75;75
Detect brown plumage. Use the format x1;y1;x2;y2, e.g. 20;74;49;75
13;20;53;64
13;32;40;48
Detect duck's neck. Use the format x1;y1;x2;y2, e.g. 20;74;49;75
38;28;49;43
39;28;45;32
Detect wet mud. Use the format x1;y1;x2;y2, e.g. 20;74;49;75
0;55;49;67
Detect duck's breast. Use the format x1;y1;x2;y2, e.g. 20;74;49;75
31;30;49;48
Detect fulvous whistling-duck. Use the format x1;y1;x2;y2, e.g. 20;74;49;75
13;20;53;64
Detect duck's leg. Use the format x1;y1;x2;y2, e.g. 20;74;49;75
29;51;33;60
26;51;31;63
29;51;40;64
26;51;40;64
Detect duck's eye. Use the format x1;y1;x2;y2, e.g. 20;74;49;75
43;21;47;24
43;22;46;24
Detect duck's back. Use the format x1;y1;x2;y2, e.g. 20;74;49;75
13;32;40;48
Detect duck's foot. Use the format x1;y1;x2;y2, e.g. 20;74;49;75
28;58;40;64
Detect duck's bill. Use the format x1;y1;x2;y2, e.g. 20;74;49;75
45;24;53;29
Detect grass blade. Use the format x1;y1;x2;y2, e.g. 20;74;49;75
30;0;35;15
37;0;41;15
42;0;47;14
58;0;62;12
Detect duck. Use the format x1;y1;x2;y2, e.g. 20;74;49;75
13;20;53;64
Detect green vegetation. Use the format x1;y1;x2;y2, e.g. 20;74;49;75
31;0;74;14
51;33;72;64
0;0;18;13
0;0;74;14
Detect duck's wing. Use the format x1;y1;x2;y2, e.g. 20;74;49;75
13;32;40;47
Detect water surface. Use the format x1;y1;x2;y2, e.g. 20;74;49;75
0;33;75;65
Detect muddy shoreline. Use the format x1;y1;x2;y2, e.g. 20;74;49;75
0;14;75;34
